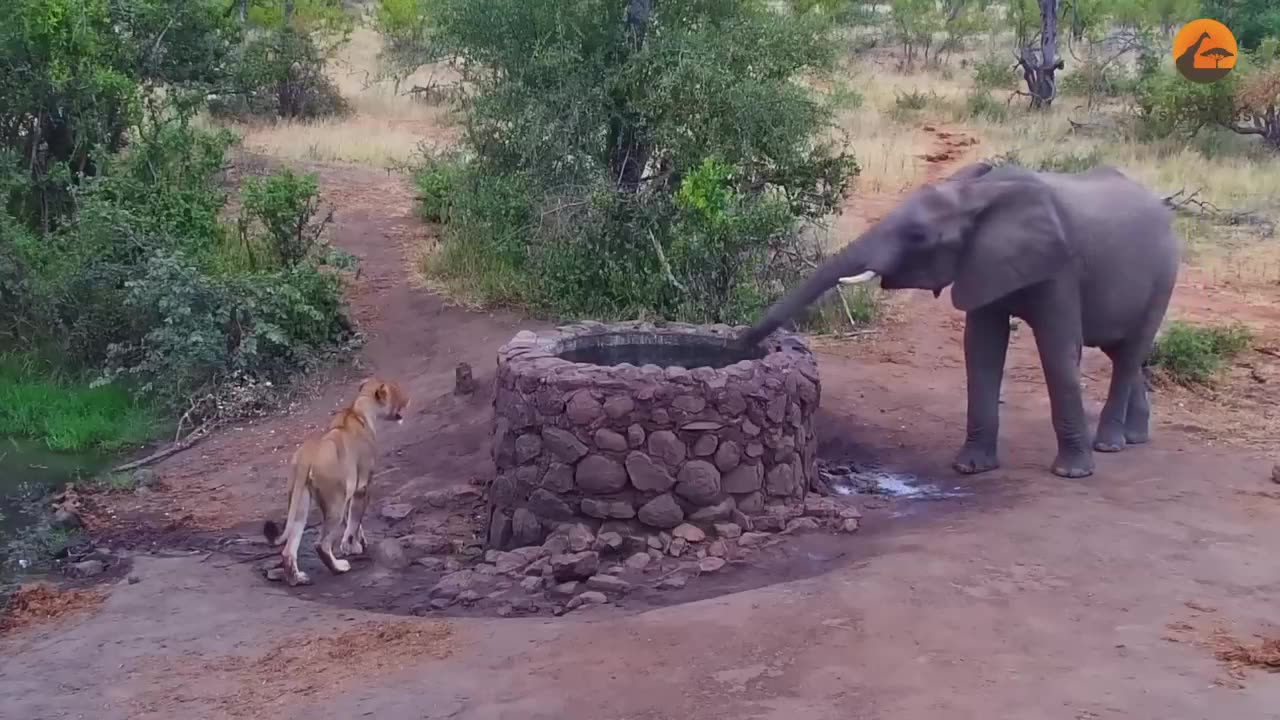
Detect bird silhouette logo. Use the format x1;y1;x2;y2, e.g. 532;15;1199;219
1173;19;1238;84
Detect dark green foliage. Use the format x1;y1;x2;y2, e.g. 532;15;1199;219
1200;0;1280;52
1;0;354;434
972;55;1015;90
208;26;351;121
965;90;1009;122
1134;66;1240;140
400;0;859;324
1149;320;1253;386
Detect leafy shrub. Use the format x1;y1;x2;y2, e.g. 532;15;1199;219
209;26;351;121
965;90;1009;123
1058;61;1139;99
239;169;333;268
1134;67;1239;140
973;55;1015;90
894;89;933;112
1149;321;1253;386
410;0;859;325
104;253;352;407
414;153;466;224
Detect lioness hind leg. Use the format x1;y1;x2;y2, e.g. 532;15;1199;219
315;502;351;575
281;492;312;586
342;485;370;556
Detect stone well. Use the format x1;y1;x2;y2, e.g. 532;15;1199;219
485;321;822;550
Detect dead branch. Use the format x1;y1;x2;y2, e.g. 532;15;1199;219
110;425;211;474
649;230;686;292
1161;187;1276;238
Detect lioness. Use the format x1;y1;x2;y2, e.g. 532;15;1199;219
263;377;409;586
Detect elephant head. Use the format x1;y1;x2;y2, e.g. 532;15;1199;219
738;162;1073;347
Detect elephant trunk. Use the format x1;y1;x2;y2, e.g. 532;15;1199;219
738;244;878;347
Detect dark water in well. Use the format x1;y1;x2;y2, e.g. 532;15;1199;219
557;335;765;369
0;438;106;538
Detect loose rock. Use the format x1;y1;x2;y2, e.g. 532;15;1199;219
405;533;453;555
562;523;596;552
698;557;726;573
521;576;545;593
672;523;707;543
840;518;861;533
551;551;600;581
714;522;742;539
625;552;652;570
429;570;477;599
707;540;728;558
550;581;580;598
668;537;688;557
593;531;624;553
784;517;822;534
585;574;631;594
738;532;771;548
566;591;608;610
511;508;544;546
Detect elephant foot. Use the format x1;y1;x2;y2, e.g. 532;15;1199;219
1093;429;1127;453
1051;450;1094;479
953;444;999;475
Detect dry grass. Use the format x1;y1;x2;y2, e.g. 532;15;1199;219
135;619;456;717
213;26;460;168
0;583;105;636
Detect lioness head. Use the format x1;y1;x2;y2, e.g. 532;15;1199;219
359;377;410;424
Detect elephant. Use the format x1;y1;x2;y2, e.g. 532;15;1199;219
738;161;1180;479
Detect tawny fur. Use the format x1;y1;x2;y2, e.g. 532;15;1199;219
263;377;409;586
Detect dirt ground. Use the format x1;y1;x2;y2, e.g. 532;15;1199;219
3;128;1280;720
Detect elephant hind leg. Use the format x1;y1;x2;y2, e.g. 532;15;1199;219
1094;344;1139;453
1123;366;1152;445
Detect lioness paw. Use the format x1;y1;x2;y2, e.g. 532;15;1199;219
332;559;351;573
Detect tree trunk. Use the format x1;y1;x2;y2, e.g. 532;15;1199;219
607;0;654;193
239;0;248;23
1018;0;1062;109
283;0;294;24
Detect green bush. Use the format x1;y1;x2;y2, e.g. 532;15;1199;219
1149;321;1253;386
965;90;1008;123
973;55;1015;90
406;0;859;325
239;169;333;268
1134;67;1239;141
209;26;351;121
1035;149;1105;173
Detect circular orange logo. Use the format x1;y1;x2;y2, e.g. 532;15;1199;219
1172;19;1238;83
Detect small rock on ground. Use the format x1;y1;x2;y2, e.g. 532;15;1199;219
840;518;861;533
566;591;608;610
698;557;726;573
714;522;742;539
738;532;771;548
625;552;652;570
67;559;104;578
672;523;707;543
784;517;822;534
585;574;632;594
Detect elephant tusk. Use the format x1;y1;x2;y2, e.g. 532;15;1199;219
838;271;878;285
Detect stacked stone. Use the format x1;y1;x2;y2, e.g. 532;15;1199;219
486;321;821;551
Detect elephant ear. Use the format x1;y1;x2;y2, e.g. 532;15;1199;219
942;177;1073;313
941;161;995;183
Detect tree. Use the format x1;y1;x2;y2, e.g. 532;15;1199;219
1015;0;1064;108
399;0;859;322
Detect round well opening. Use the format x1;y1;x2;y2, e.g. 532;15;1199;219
555;332;766;369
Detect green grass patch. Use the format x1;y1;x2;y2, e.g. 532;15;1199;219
0;354;161;452
1149;321;1253;386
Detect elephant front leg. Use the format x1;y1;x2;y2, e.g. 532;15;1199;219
953;308;1011;475
1030;321;1094;478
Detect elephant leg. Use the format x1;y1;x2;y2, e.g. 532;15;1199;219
952;306;1010;475
1093;344;1139;452
1124;365;1152;444
1028;313;1093;478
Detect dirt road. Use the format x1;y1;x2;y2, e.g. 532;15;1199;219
2;137;1279;720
